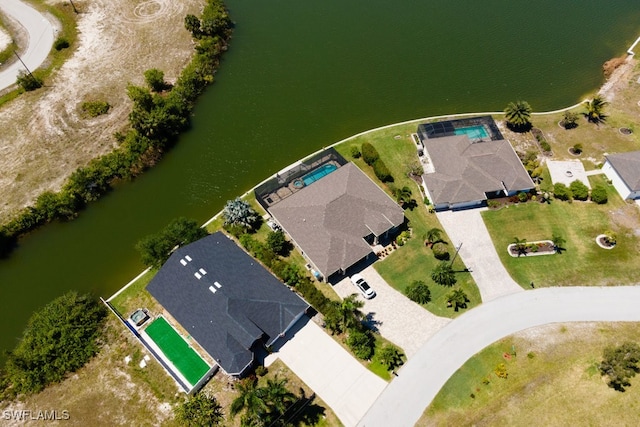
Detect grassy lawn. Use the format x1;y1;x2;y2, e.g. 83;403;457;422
421;322;640;426
482;178;640;287
336;128;481;318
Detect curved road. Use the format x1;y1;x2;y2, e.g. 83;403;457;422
0;0;55;91
358;286;640;427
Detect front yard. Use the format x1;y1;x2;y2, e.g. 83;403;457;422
482;175;640;287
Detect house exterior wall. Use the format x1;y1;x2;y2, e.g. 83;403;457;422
603;160;633;199
450;200;483;211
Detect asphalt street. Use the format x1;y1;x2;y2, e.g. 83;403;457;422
0;0;55;91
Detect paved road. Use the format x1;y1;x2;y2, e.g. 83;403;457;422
437;208;524;301
333;267;450;358
265;317;387;427
0;0;55;91
358;286;640;427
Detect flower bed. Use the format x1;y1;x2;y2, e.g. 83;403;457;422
507;240;555;257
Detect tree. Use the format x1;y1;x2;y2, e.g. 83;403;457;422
431;261;457;287
447;288;468;311
569;180;589;201
346;329;375;360
391;185;413;206
561;111;579;129
230;378;268;425
405;280;431;304
184;14;201;38
136;217;207;268
584;95;608;124
504;100;532;132
337;294;365;332
175;392;224;426
551;234;566;253
511;237;528;256
266;230;289;256
599;342;640;391
361;142;379;165
16;70;43;91
261;376;296;421
591;184;608;204
373;159;393;182
223;198;260;230
553;182;572;201
376;344;404;371
144;68;169;92
2;292;106;396
424;227;442;246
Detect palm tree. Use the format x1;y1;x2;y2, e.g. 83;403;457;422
504;100;533;132
424;227;443;246
338;294;365;331
261;376;296;422
512;237;528;257
447;288;468;311
551;234;566;253
431;261;457;287
376;344;404;371
584;95;608;124
230;378;267;425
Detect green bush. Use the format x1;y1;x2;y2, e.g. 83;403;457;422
54;37;70;51
255;365;268;376
431;242;450;260
569;180;589;201
373;159;393;182
591;184;608;204
350;145;361;159
2;292;106;396
16;71;43;91
361;142;379;165
405;280;431;304
346;329;374;360
136;217;208;268
266;230;288;255
517;192;528;202
144;68;169;92
81;101;111;117
540;140;551;152
553;183;572;201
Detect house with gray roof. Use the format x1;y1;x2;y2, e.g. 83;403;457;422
418;118;534;210
268;162;404;280
602;151;640;200
146;232;309;377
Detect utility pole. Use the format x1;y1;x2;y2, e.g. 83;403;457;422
450;242;462;267
13;51;36;79
69;0;78;14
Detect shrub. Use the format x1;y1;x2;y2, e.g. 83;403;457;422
424;196;431;206
266;230;289;256
517;192;528;202
432;242;450;260
591;184;608;204
600;342;640;392
562;111;579;129
81;101;111;118
373;159;393;182
222;198;260;230
494;363;508;379
136;217;207;268
572;143;583;154
255;365;268;377
569;180;589;201
553;182;572;201
16;70;43;91
361;142;379;165
540;140;551;152
346;329;374;360
144;68;169;92
405;280;431;304
54;37;70;51
350;145;361;158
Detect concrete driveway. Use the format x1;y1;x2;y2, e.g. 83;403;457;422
0;0;55;91
333;267;450;358
265;317;386;427
359;285;640;427
436;208;523;301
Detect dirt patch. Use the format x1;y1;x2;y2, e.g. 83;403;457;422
0;25;10;52
602;55;627;79
598;55;636;103
0;0;205;224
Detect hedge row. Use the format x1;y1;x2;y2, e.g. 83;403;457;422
0;0;233;258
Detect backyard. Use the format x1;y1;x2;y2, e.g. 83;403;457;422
421;322;640;426
482;174;640;288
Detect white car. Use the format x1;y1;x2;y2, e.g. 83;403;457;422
350;274;376;299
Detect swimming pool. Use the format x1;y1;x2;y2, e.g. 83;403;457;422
454;125;489;140
302;163;338;186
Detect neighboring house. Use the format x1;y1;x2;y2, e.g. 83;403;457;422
146;232;309;377
417;117;535;210
268;162;405;281
602;151;640;200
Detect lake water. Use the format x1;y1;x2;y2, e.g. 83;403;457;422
0;0;638;357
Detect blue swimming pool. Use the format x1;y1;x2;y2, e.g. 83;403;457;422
454;125;489;140
302;163;338;186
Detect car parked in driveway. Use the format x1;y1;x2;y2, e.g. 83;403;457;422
350;273;376;299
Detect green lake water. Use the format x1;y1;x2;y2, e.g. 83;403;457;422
0;0;639;357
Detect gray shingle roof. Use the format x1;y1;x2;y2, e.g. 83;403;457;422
146;232;309;376
606;151;640;191
269;163;404;278
422;135;534;206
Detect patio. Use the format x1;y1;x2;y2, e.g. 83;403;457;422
546;160;590;188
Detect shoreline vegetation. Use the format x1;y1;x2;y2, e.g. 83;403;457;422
0;0;233;258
